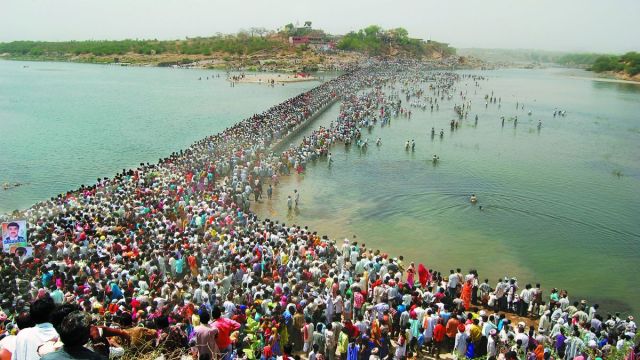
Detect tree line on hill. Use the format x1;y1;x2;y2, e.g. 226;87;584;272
0;36;286;58
589;52;640;76
0;24;454;60
337;25;455;57
555;52;640;76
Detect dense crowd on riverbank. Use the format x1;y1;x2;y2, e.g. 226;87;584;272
0;61;637;360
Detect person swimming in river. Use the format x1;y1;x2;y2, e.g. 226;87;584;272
440;129;444;138
431;127;435;137
376;138;382;146
411;139;415;151
3;182;24;190
470;194;478;204
405;140;410;151
432;154;439;163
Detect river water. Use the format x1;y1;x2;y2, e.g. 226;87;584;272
0;60;319;211
1;61;639;315
254;68;640;316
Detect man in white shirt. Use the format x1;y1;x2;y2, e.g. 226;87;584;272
12;295;59;360
587;304;599;322
222;294;236;318
333;294;344;319
422;309;437;345
558;293;570;311
514;323;529;351
447;270;459;297
341;240;350;261
0;313;33;360
519;284;533;317
625;316;637;335
193;283;204;305
487;329;498;358
494;279;505;310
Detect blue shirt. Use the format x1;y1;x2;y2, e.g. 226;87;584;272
41;271;53;287
175;258;184;273
110;283;123;299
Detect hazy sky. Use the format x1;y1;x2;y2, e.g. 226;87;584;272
2;0;639;53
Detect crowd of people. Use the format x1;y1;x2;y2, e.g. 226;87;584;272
0;61;637;360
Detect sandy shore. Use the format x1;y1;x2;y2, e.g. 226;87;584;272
567;75;640;85
228;73;318;84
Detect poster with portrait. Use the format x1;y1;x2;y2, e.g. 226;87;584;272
15;246;34;264
2;220;28;253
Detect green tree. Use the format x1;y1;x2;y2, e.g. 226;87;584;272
363;25;382;38
284;23;294;34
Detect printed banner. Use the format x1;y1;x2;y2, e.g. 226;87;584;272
2;220;28;253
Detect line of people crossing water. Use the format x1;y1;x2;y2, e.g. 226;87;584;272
0;62;633;360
